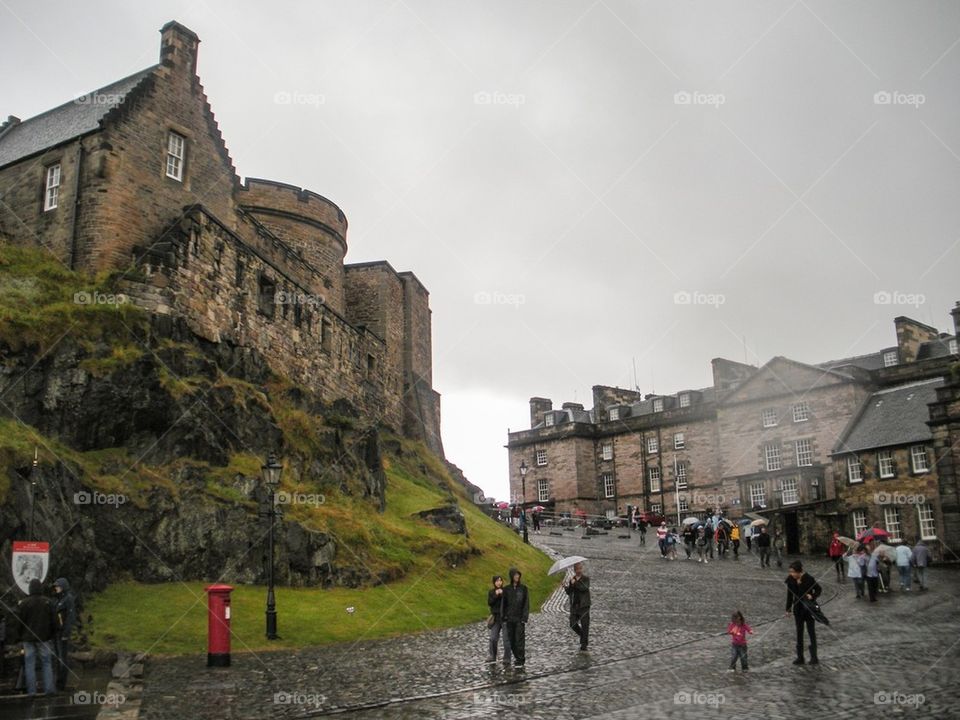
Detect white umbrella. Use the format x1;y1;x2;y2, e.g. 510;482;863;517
749;518;768;527
872;544;897;562
548;555;587;575
837;536;859;548
682;517;701;526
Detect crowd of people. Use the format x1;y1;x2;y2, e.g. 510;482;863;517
651;518;785;567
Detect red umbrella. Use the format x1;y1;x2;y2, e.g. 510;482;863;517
858;528;890;542
493;501;510;509
531;505;546;512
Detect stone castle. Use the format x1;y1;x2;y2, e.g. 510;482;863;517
0;21;442;454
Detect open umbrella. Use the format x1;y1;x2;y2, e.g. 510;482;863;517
682;517;701;526
493;501;509;509
858;528;890;542
800;598;830;625
718;518;733;527
531;505;546;512
548;555;587;575
872;544;898;562
749;518;768;527
837;536;859;548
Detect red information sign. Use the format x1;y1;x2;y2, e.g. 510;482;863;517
12;540;50;594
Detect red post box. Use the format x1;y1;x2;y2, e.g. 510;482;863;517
205;583;234;667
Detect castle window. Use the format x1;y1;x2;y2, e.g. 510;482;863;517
165;131;186;181
847;455;863;483
535;449;547;466
949;338;958;355
601;442;613;461
321;318;333;352
235;258;245;287
852;509;868;538
878;450;895;478
608;407;620;421
44;163;61;211
911;445;929;473
765;444;782;471
652;398;664;412
883;350;898;367
792;402;810;423
293;301;302;327
678;393;690;408
537;479;550;503
678;497;689;512
647;436;659;454
762;408;778;428
796;438;813;467
367;354;376;377
674;432;685;450
675;461;687;489
648;466;661;492
602;473;615;499
257;274;276;318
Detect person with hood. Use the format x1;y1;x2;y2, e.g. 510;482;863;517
695;526;709;563
784;561;822;665
913;539;930;591
895;543;914;591
502;567;529;668
702;520;715;559
682;523;697;559
53;577;77;690
847;547;867;599
730;523;741;559
756;526;772;568
13;579;58;696
564;561;591;652
773;530;785;567
828;531;845;582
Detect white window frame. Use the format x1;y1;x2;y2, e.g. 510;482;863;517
678;393;690;408
796;439;813;467
165;131;186;181
602;473;615;499
765;444;782;472
883;350;898;367
537;478;550;503
878;450;895;479
884;506;902;542
647;436;659;454
544;413;555;427
652;397;664;412
674;432;685;450
792;402;810;423
608;407;620;421
675;461;688;490
601;442;613;461
44;163;61;211
749;483;766;507
911;445;930;473
651;502;662;514
648;466;661;493
762;408;778;428
847;455;863;483
949;338;958;355
852;509;868;538
535;449;547;467
781;476;799;505
678;497;689;512
917;504;936;540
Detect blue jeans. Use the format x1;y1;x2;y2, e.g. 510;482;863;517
898;565;912;589
488;620;503;659
916;566;927;589
23;640;55;695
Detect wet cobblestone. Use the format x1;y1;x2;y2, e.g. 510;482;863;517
139;534;960;719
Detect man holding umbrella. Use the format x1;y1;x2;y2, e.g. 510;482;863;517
564;561;591;652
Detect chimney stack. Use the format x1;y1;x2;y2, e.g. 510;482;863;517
160;21;200;77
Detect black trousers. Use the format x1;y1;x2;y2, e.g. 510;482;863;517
794;611;817;661
54;637;71;690
570;610;590;649
505;621;525;664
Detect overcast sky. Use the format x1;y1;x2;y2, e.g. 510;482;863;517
3;1;958;502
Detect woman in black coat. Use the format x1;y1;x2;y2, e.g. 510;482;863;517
784;560;822;665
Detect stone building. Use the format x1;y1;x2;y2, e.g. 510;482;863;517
507;308;960;557
0;21;442;454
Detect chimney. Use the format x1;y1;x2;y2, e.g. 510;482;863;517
160;21;200;77
529;397;552;429
894;316;940;364
0;115;20;141
952;301;960;337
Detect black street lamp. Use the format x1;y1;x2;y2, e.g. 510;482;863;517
261;453;283;640
519;460;529;544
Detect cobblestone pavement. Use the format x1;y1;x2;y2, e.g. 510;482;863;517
139;530;960;719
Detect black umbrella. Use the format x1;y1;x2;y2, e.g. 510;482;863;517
800;598;830;625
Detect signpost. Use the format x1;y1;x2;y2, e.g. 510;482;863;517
12;540;50;594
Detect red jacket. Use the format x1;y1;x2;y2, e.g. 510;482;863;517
828;538;844;558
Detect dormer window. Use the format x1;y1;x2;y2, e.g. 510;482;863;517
165;131;186;181
883;350;898;368
44;164;61;211
950;338;958;355
609;407;620;421
544;413;555;427
678;393;690;408
652;398;664;412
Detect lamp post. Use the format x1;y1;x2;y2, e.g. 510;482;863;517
261;453;283;640
519;460;529;544
28;447;38;539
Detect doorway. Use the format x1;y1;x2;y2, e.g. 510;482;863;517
784;511;800;554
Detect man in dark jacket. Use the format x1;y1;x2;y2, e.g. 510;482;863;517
564;562;591;651
784;560;822;665
503;567;529;668
53;577;77;690
756;526;772;567
13;579;58;696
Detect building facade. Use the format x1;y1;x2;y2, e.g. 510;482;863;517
0;22;442;454
507;311;960;558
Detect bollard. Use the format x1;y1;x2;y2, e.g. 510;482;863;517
205;584;234;667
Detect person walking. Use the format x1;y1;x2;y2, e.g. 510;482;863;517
695;526;709;563
531;511;541;534
503;568;529;668
682;524;696;559
913;540;930;591
756;526;772;567
744;525;753;554
828;532;845;582
703;520;715;560
730;524;741;560
12;578;58;696
52;577;76;691
632;507;641;532
895;543;913;591
784;561;822;665
486;575;506;663
727;610;753;672
564;562;591;652
847;548;866;599
637;520;646;545
866;553;880;602
715;523;728;559
773;530;785;568
656;522;669;558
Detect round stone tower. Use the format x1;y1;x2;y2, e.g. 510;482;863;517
237;178;348;314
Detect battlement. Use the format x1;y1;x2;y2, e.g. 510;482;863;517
238;178;348;249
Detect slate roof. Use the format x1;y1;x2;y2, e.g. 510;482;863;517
833;378;944;454
0;66;157;168
817;351;887;372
